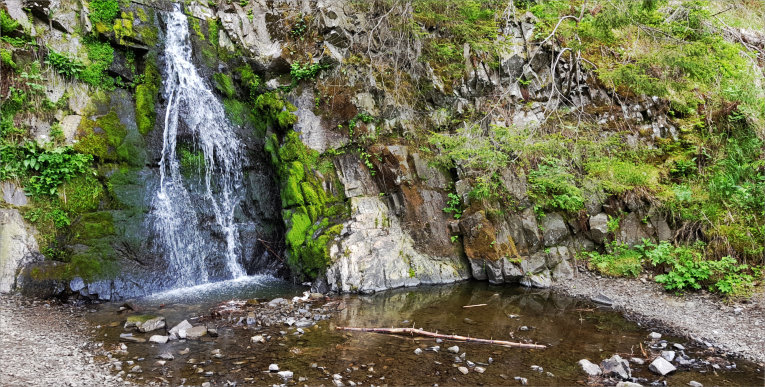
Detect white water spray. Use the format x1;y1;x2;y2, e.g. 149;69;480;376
152;5;247;286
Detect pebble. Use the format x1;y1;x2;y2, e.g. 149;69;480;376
278;370;294;379
447;346;460;354
251;335;265;344
457;366;469;375
649;357;677;376
629;357;645;365
475;366;486;373
673;343;685;350
514;376;528;385
689;381;703;387
414;348;423;355
426;346;440;352
648;332;662;340
148;335;169;344
269;364;279;372
578;359;602;376
519;326;529;331
661;350;676;362
157;353;174;361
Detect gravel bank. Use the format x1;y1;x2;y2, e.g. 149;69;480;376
0;295;128;386
553;268;765;364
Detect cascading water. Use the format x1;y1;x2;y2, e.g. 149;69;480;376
151;5;247;287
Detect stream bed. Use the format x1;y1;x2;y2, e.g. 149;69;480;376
87;279;764;386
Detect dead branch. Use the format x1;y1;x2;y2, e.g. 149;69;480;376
335;326;546;349
462;304;488;308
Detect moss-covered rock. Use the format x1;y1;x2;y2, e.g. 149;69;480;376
135;56;160;136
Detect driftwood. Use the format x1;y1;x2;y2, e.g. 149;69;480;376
462;303;488;308
335;326;546;349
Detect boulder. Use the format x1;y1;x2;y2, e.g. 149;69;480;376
600;354;631;380
578;359;602;376
589;213;609;244
0;209;40;293
149;335;169;344
1;182;28;206
138;316;166;333
648;357;677;376
185;325;207;339
169;320;193;337
541;213;569;247
520;270;552;288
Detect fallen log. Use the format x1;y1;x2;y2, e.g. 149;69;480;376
335;326;546;349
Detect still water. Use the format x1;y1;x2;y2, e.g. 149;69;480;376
88;279;763;386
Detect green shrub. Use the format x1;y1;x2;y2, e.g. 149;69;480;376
0;9;20;34
0;141;92;196
0;48;16;70
528;159;584;213
46;50;85;78
290;61;328;82
583;242;643;277
88;0;120;26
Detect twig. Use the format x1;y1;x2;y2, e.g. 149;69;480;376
335;326;546;349
462;304;488;308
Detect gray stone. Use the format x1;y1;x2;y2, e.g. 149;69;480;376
278;370;294;379
600;354;631;380
589;213;609;244
1;182;28;206
475;366;486;373
520;270;552;288
521;252;547;275
617;212;653;247
0;209;39;293
673;343;685;350
457;366;469;374
69;277;85;292
269;364;279;372
268;298;288;307
414;348;423;355
551;260;574;281
184;326;207;339
149;335;169;344
592;294;614;306
688;381;703;387
251;335;265;344
648;332;662;340
169;320;193;338
157;353;174;360
514;376;528;385
578;359;602;376
648;357;677;376
615;382;643;387
447;346;460;354
661;350;676;362
138;317;166;333
59;115;81;145
541;213;569;247
630;357;645;365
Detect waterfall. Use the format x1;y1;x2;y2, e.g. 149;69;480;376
151;4;247;287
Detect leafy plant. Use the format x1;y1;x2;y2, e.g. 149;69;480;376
528;159;584;213
290;61;328;82
46;50;85;78
443;192;463;219
88;0;120;26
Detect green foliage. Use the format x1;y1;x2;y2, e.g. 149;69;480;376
443;192;463;219
0;141;92;196
179;147;205;176
88;0;120;27
290;61;328;82
528;159;584;213
1;9;20;34
583;242;643;278
59;175;104;214
78;38;115;88
586;158;660;194
73;111;129;162
291;14;308;37
1;48;17;70
606;215;620;233
46;49;85;78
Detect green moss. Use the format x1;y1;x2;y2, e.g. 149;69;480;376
73;111;128;162
113;12;134;45
285;208;311;248
137;25;158;46
78;37;115;89
135;58;160;135
179;147;205;176
74;211;115;240
213;73;235;98
59;175;104;214
207;18;219;46
1;48;16;70
283;162;305;207
222;98;253;126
